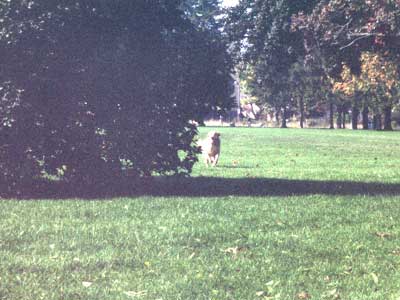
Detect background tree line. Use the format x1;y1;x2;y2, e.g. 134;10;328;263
226;0;400;130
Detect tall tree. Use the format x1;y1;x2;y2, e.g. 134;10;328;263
181;0;235;119
360;52;399;130
332;52;399;131
226;0;320;127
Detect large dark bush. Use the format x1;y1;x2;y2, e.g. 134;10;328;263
0;0;233;189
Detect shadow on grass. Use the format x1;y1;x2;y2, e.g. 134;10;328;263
3;176;400;199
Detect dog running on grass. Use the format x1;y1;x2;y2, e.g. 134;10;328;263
199;131;221;167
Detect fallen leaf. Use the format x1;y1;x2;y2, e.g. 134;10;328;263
328;288;336;295
375;232;392;239
82;281;93;288
327;288;340;299
343;266;352;275
256;291;266;297
222;246;249;258
124;290;147;298
391;249;400;256
371;272;379;285
297;291;311;299
266;280;275;286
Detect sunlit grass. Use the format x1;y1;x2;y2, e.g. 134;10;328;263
194;127;400;183
1;128;400;300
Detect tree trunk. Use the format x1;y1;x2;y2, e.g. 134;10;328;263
299;98;304;129
383;105;393;131
275;110;280;127
281;107;287;128
374;114;382;130
342;110;346;129
336;106;342;129
329;101;334;129
362;106;369;130
351;106;359;130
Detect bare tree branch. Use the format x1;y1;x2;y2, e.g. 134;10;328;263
334;18;353;39
339;34;374;50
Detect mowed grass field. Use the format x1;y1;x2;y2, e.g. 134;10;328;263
2;128;400;299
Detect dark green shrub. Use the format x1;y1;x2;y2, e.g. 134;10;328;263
0;1;233;190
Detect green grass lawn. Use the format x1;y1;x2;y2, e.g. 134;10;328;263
2;128;400;299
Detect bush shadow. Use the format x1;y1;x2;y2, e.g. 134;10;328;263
4;176;400;200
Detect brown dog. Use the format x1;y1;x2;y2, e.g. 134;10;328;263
199;131;221;167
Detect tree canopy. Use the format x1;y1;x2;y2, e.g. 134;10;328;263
225;0;320;125
292;0;400;76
